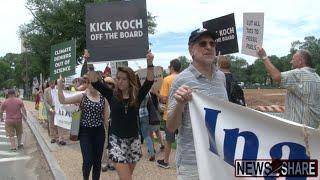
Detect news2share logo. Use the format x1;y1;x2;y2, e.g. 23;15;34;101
235;159;318;177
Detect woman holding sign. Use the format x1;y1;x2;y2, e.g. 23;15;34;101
57;75;109;180
87;52;154;180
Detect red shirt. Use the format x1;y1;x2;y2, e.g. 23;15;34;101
1;97;24;122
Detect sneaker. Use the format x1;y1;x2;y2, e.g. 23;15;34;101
101;164;108;172
50;139;56;143
157;159;169;169
107;164;115;171
58;141;66;146
17;144;24;149
149;156;155;162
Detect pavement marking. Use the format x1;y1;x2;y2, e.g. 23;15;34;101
0;142;10;145
0;130;5;133
0;135;8;139
0;150;19;156
0;125;4;128
0;156;31;163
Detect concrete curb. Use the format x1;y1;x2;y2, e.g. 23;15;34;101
26;111;67;180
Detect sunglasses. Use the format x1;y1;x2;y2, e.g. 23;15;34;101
198;40;215;48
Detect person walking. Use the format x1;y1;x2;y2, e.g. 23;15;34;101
57;75;109;180
87;52;154;180
0;89;27;151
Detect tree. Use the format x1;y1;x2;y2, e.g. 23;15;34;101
177;56;190;72
291;36;320;74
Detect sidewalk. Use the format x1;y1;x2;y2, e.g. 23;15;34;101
24;101;177;180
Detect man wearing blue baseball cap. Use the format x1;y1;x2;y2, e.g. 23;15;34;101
166;28;228;179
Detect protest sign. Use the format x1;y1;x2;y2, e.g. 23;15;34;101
86;0;148;62
241;13;264;57
50;40;76;80
203;13;239;55
189;92;320;179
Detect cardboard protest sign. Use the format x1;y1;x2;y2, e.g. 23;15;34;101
203;13;239;55
86;0;149;62
50;40;76;80
136;66;163;94
241;13;264;57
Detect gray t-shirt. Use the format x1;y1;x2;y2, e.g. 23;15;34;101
168;64;228;167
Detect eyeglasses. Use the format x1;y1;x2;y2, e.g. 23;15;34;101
198;40;215;48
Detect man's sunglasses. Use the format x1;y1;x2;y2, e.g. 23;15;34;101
198;41;215;48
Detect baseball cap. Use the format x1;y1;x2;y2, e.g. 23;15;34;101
188;28;215;45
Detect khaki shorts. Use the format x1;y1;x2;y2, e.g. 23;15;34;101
5;121;23;137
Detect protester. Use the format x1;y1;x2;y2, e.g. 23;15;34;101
257;47;320;128
136;75;157;162
218;55;246;106
0;89;27;151
166;28;228;179
87;52;154;180
43;79;66;145
57;75;109;180
101;76;116;172
35;88;41;110
157;58;181;168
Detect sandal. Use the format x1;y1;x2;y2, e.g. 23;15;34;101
10;148;17;151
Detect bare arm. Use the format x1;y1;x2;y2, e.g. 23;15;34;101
146;52;155;81
257;47;281;83
21;103;27;121
0;105;3;121
167;85;192;133
103;99;110;129
57;77;83;104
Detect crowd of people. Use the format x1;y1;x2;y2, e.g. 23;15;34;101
0;28;319;180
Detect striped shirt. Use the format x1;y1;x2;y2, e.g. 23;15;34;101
281;67;320;128
168;64;228;167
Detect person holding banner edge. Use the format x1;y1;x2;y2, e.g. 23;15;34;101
256;47;320;128
57;75;110;180
87;52;154;180
166;28;228;179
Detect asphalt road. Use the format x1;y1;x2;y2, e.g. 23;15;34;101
0;116;53;180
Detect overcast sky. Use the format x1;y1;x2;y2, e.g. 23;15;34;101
1;0;320;72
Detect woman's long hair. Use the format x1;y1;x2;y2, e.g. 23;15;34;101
115;67;139;107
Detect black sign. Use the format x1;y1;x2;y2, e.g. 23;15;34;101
86;0;149;62
203;13;239;55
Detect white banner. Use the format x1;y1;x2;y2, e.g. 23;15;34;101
241;12;264;57
53;90;82;129
189;92;320;180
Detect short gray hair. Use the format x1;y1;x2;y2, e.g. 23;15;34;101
297;49;312;67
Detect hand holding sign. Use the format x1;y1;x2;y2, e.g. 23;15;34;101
146;51;154;66
57;75;65;90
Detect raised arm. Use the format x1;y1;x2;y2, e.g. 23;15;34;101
257;47;281;83
138;52;155;103
88;71;113;101
57;76;83;104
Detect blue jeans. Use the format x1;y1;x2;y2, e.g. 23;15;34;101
79;125;105;180
139;116;155;156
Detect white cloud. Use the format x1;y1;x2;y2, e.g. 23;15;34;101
0;0;32;56
1;0;319;67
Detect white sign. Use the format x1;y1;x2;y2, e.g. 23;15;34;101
53;90;82;129
189;92;320;180
241;13;264;57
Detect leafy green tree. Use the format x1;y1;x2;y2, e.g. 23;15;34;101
291;36;320;74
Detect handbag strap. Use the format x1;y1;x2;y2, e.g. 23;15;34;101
79;93;86;110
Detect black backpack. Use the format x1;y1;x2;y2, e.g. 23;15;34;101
226;73;246;106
